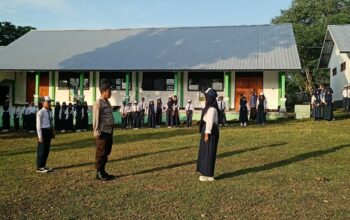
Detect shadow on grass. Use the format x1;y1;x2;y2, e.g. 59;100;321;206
116;142;287;178
0;132;37;140
54;145;194;170
1;128;197;157
216;144;350;180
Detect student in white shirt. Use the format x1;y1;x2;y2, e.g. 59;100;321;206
119;101;127;130
36;96;54;173
22;102;30;130
131;100;140;129
197;88;219;182
217;96;226;126
28;102;38;132
12;103;21;132
185;99;194;127
138;97;146;128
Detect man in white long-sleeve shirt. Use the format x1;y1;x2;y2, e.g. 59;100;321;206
185;99;194;127
36;96;54;173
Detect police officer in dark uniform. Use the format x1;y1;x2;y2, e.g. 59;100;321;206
93;83;115;181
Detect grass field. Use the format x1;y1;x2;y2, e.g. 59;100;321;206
1;113;350;219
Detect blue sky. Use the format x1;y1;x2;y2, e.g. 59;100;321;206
0;0;292;30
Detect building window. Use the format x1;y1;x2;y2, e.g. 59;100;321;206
58;72;90;90
142;72;174;91
332;68;337;76
188;72;224;91
341;62;346;72
99;72;132;90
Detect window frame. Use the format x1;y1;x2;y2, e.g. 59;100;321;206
141;72;174;91
58;72;90;90
341;62;346;72
187;72;224;92
332;67;337;76
99;72;132;91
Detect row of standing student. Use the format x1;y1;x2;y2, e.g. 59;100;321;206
119;95;189;129
53;100;89;132
1;100;90;133
311;86;335;121
239;91;268;126
1;102;39;132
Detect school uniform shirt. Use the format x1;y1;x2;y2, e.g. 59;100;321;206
119;106;127;115
217;100;226;111
139;102;146;111
125;105;132;113
185;103;194;111
36;108;53;139
23;106;31;116
348;90;350;98
249;95;258;108
343;89;348;98
203;107;219;134
12;107;21;119
29;106;38;114
131;104;140;112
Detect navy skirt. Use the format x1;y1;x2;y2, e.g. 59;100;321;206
196;123;219;177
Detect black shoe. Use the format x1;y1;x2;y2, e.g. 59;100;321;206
103;171;116;180
96;172;109;181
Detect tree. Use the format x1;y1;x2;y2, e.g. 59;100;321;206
272;0;350;94
0;21;36;46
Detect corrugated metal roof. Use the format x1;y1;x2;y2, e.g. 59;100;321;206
0;24;301;71
319;25;350;69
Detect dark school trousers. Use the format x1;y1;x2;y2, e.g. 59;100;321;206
37;128;53;168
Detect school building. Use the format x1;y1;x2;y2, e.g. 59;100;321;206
319;24;350;103
0;24;301;123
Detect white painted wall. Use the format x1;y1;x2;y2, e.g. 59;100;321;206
15;72;27;104
263;71;279;110
328;45;350;101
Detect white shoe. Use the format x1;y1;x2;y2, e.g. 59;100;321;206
206;177;215;181
199;176;215;182
240;123;243;127
244;123;247;127
44;167;53;172
199;176;207;181
61;130;66;133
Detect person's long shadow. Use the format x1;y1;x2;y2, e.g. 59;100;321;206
2;128;197;157
116;142;287;178
54;145;194;170
216;144;350;180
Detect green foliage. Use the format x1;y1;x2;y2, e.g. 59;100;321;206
0;21;36;46
272;0;350;93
